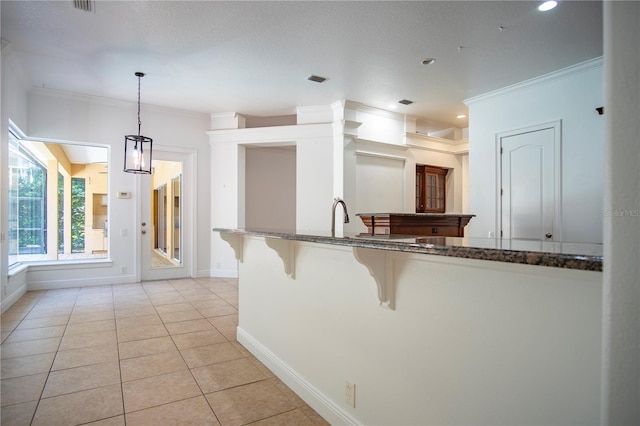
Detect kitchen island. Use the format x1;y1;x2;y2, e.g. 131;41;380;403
215;228;602;425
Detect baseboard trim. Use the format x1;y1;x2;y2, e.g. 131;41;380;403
210;269;238;278
237;327;359;426
1;283;28;314
196;269;213;278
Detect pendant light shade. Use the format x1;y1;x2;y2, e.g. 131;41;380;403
124;72;153;174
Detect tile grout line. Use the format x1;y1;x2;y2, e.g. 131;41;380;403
0;291;48;426
165;280;225;425
196;285;267;424
74;286;123;426
172;280;289;425
2;291;47;336
29;288;78;426
118;281;170;423
4;280;323;426
33;285;120;425
112;284;129;426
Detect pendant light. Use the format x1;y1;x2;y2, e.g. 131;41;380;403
124;72;153;174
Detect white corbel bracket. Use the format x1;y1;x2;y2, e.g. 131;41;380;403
218;232;243;261
265;238;295;279
352;247;395;309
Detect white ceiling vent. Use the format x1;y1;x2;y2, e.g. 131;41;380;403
73;0;94;13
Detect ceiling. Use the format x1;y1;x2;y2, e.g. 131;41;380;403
1;1;603;132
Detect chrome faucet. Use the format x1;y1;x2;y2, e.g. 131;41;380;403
331;197;350;235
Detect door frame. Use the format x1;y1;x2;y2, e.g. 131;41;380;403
135;147;197;281
496;120;562;241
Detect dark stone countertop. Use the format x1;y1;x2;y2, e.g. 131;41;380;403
213;228;603;272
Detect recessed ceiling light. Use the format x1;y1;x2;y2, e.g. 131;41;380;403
307;75;327;83
421;58;436;66
388;104;398;109
538;1;557;12
456;114;467;119
398;99;414;105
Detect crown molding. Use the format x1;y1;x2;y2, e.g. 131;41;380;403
405;132;469;155
464;56;604;106
344;100;411;122
29;87;209;119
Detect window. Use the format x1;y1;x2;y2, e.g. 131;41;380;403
416;164;447;213
8;133;47;266
7;130;108;265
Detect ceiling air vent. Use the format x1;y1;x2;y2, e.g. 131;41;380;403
398;99;414;105
73;0;94;12
307;75;327;83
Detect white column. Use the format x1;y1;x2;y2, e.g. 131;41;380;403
602;1;640;423
46;159;59;260
63;173;72;254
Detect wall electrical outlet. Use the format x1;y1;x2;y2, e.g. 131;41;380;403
345;381;356;408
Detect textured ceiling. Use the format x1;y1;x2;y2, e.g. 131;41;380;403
1;1;602;131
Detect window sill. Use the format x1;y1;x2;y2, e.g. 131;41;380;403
8;263;29;278
25;259;113;272
9;259;114;276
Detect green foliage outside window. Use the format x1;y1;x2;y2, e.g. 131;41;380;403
11;165;47;253
71;178;86;252
57;174;86;253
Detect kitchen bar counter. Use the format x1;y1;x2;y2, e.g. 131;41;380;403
214;227;602;424
213;228;602;271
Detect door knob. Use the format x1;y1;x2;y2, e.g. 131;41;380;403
545;233;552;239
141;230;147;235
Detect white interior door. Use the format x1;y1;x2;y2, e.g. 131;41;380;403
138;149;193;281
500;124;560;241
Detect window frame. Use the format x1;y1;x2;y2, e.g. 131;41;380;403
7;124;110;266
8;131;48;266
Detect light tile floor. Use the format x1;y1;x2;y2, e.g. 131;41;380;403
1;278;329;426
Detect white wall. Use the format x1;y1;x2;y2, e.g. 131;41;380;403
238;236;602;425
466;58;604;243
344;144;467;235
19;89;211;287
355;153;405;214
342;103;469;234
245;146;296;231
209;118;339;277
212;103;471;274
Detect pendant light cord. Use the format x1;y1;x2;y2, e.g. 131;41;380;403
137;74;142;136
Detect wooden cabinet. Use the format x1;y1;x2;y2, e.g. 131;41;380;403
416;165;447;213
358;213;474;237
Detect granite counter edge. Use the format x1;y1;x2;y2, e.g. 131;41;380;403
213;228;603;272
